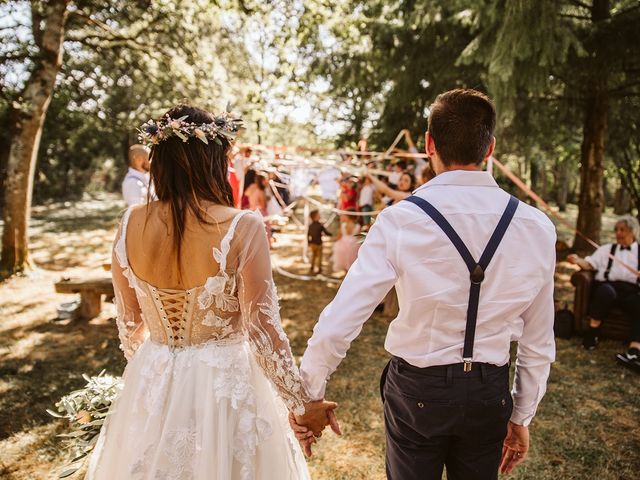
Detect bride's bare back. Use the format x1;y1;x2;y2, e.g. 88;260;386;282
112;201;309;413
126;202;241;289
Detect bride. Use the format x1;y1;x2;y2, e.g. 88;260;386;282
87;105;335;480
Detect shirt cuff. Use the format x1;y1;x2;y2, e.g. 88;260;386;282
299;365;329;401
510;407;534;427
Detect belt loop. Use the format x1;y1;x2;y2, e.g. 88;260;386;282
480;363;487;383
446;365;454;385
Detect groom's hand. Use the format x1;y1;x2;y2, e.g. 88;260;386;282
295;399;341;437
500;421;529;474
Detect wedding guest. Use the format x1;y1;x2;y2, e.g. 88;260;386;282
245;172;268;214
307;210;332;275
358;176;375;227
367;171;416;204
241;168;256;209
122;144;152;206
244;171;272;244
418;161;436;186
387;161;405;189
296;89;556;478
567;215;640;369
332;211;362;273
338;176;358;211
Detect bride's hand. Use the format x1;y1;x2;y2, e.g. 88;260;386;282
288;412;316;456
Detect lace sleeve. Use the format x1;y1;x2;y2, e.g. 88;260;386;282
112;216;148;360
236;213;310;415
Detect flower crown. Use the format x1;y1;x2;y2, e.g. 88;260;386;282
138;111;243;147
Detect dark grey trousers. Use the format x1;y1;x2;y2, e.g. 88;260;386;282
588;281;640;341
381;357;513;480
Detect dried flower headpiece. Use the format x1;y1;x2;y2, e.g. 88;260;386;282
138;112;243;147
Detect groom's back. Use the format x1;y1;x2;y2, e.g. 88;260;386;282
382;170;556;367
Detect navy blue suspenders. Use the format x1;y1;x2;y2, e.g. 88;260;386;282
603;244;617;281
604;243;640;286
405;195;520;372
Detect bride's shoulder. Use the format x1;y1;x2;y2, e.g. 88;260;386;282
125;202;151;224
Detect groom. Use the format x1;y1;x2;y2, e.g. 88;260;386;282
294;89;556;479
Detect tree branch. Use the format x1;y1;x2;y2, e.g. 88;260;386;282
0;50;32;63
613;3;640;19
560;13;592;21
608;80;640;95
564;0;592;10
68;11;154;51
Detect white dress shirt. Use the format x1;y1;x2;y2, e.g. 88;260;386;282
300;170;557;426
585;242;639;283
122;167;152;207
358;184;374;207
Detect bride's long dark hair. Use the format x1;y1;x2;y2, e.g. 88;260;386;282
149;104;235;267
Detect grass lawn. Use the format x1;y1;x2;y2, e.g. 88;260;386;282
0;195;638;479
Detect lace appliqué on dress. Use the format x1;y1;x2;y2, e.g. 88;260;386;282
129;421;198;480
127;342;274;480
114;290;144;360
248;280;309;416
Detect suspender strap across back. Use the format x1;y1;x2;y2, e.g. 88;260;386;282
603;244;617;281
405;195;520;372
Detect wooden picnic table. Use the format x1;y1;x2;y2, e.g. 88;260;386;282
55;276;114;319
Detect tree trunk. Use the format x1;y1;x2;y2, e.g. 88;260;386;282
556;159;569;212
573;0;610;252
0;0;68;276
613;186;631;215
574;88;608;252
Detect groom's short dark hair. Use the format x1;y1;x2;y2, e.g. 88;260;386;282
428;89;496;166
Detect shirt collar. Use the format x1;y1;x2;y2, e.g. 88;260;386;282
413;169;498;194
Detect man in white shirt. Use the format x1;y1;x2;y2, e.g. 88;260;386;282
122;144;152;206
294;89;556;479
567;216;640;368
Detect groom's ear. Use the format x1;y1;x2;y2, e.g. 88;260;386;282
425;132;436;157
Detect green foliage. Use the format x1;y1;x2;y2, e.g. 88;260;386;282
47;371;123;478
295;0;639;219
298;0;486;149
1;0;316;202
1;0;638;208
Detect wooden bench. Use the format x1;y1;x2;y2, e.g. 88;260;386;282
55;277;114;319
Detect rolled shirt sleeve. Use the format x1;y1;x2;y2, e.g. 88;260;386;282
510;257;556;426
584;245;608;272
300;210;399;399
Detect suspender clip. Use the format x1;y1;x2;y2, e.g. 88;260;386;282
470;264;485;284
463;358;473;372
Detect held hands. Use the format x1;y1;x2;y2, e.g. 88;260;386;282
500;421;529;475
288;400;341;457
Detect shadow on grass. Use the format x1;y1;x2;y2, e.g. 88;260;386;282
0;315;125;444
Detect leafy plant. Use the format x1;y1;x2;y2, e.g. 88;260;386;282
47;371;123;478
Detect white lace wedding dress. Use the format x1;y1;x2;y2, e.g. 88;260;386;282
86;207;310;480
